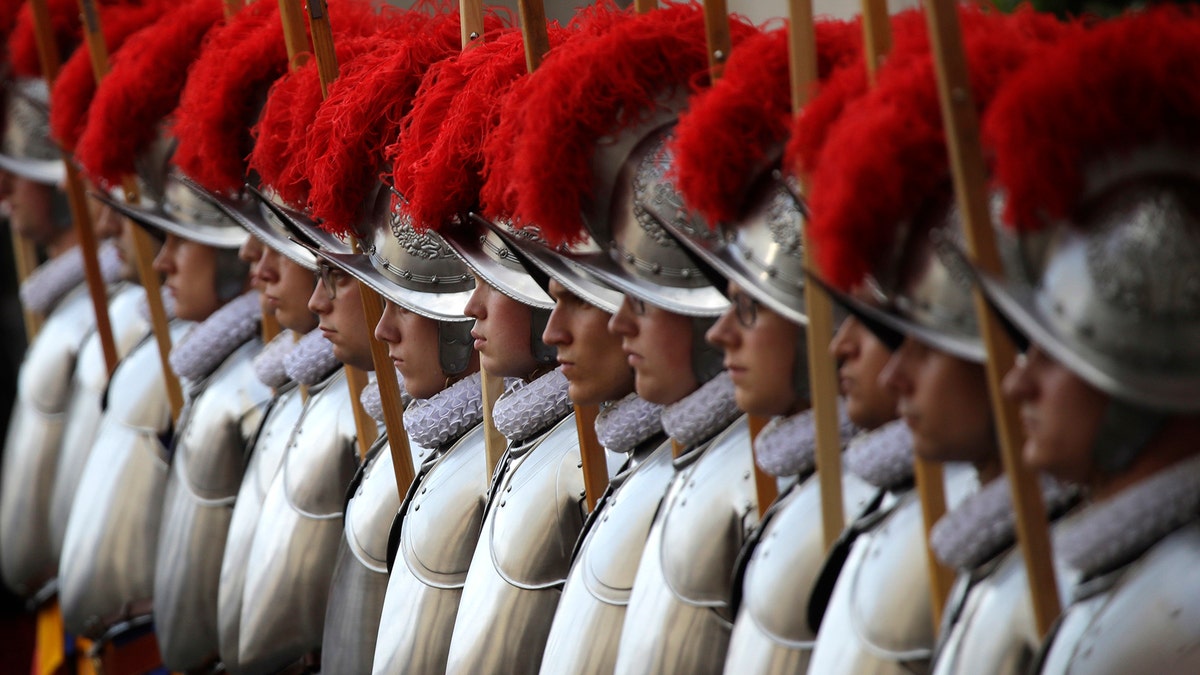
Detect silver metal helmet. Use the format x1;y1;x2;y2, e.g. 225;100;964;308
95;171;248;249
305;182;476;375
825;195;1042;365
179;176;318;271
976;168;1200;471
0;79;64;186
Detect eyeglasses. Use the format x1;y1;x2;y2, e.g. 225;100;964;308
730;290;759;328
318;263;345;300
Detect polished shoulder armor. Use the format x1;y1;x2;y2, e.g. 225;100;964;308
444;414;586;675
612;416;756;675
218;383;304;674
372;423;488;675
154;338;271;672
807;463;978;675
0;285;97;596
1037;521;1200;675
725;469;879;675
237;370;364;674
322;436;416;675
58;319;191;638
539;439;675;675
49;283;150;564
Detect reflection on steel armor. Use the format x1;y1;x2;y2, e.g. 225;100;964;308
58;319;192;637
154;339;270;671
1036;524;1200;674
49;284;150;563
444;415;585;675
539;439;674;674
372;423;488;675
724;469;878;674
0;286;96;597
236;370;361;673
807;464;977;675
218;384;304;674
612;416;756;675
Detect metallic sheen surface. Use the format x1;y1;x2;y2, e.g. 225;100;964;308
1036;522;1200;674
444;415;585;675
49;284;150;563
217;383;304;674
1;285;97;597
237;370;363;674
539;439;674;675
154;339;271;671
807;463;978;675
724;469;878;674
612;416;755;675
59;319;192;637
372;423;488;675
321;441;408;675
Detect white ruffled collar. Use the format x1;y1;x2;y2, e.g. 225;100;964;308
283;327;341;386
493;368;573;444
842;419;915;490
931;472;1076;571
20;241;124;315
252;329;296;389
1056;453;1200;578
660;371;741;449
169;291;261;382
754;401;858;478
359;369;410;424
403;372;485;449
595;393;663;455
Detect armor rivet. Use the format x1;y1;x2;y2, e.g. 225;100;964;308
431;275;439;283
469;31;480;40
713;49;726;62
506;485;512;492
651;263;662;274
680;499;686;506
403;270;412;279
421;487;426;494
743;471;751;480
577;462;583;469
681;268;691;278
414;505;419;511
767;267;777;278
501;501;506;507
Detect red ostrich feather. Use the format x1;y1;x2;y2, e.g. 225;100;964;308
9;0;89;78
670;19;860;227
985;5;1200;233
507;2;758;247
74;0;223;187
808;6;1074;291
0;0;28;51
49;0;169;152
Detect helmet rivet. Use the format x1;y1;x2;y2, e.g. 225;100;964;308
713;49;726;63
651;263;662;274
681;268;691;278
766;267;777;277
431;275;439;283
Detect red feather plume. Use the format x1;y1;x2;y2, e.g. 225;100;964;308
507;3;759;247
0;0;27;51
670;20;860;227
400;26;574;234
808;6;1073;291
304;11;478;235
9;0;87;78
49;0;169;151
478;1;627;223
986;6;1200;232
75;0;223;187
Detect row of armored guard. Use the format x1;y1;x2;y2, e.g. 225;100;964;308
1;0;1199;673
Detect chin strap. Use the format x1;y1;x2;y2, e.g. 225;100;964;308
438;320;474;375
1092;399;1168;475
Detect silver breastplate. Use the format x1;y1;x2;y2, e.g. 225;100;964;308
1037;521;1200;675
322;434;423;675
372;423;488;675
444;414;586;675
725;468;879;675
539;439;674;675
58;319;191;638
49;283;150;565
613;416;757;675
217;383;304;674
154;339;271;672
237;370;364;674
807;463;978;675
0;285;95;597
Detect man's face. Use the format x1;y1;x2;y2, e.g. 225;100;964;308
152;233;224;322
608;295;699;405
375;300;478;400
463;278;539;379
256;247;317;333
880;337;996;466
706;282;803;417
543;280;633;405
831;314;899;430
308;263;374;370
6;177;63;247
